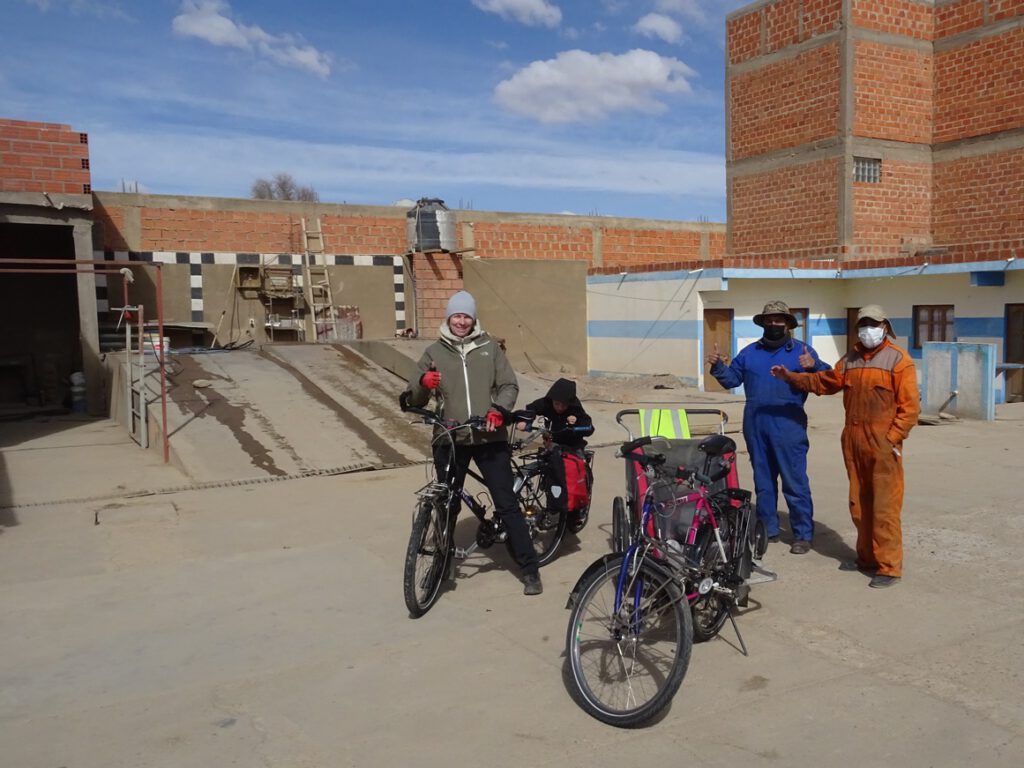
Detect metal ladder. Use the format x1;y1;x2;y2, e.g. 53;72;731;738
114;304;149;449
301;216;337;342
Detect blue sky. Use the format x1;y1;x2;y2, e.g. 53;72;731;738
4;0;752;221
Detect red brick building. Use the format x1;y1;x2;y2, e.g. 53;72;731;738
726;0;1023;270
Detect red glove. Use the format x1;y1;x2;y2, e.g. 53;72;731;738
484;409;504;431
420;370;441;390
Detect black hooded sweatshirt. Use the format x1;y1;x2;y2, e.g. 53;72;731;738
524;378;594;449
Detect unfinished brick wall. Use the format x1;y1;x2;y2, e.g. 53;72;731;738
935;0;986;38
727;0;842;66
854;41;932;144
0;118;91;194
853;160;933;256
935;27;1024;143
850;0;935;39
728;0;1021;269
321;214;406;254
468;221;592;260
731;157;840;259
730;43;841;159
934;147;1024;249
90;194;725;338
601;228;705;267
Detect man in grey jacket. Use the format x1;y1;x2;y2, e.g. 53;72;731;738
403;291;542;595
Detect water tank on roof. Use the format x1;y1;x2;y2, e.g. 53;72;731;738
406;198;456;253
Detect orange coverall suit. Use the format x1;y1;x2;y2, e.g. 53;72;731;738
787;340;919;577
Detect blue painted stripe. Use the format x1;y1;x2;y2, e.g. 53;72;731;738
587;270;726;285
723;259;1023;280
809;316;847;336
956;317;1004;337
588;320;700;339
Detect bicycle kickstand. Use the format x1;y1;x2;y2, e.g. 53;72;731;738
727;605;749;657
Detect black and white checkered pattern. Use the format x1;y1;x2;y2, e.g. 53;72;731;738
94;251;406;330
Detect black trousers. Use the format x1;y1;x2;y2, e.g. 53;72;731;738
434;440;539;576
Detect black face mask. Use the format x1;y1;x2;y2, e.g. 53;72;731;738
762;325;787;342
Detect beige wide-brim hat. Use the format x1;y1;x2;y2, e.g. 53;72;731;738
753;300;798;329
857;304;888;323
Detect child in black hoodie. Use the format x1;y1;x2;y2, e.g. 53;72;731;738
519;378;595;531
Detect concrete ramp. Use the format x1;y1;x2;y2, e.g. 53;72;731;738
164;345;429;482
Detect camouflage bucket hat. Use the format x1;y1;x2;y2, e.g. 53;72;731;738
753;300;798;329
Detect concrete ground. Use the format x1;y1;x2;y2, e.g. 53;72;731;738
1;374;1022;767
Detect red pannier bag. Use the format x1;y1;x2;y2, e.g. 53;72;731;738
563;452;590;512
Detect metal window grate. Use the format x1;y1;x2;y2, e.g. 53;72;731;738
854;157;881;183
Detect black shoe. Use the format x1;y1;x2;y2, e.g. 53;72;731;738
869;574;900;589
838;561;874;573
523;573;543;596
767;535;780;543
789;540;811;555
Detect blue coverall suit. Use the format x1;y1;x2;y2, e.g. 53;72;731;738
710;339;831;542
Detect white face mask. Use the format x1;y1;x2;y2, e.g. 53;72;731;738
858;326;886;349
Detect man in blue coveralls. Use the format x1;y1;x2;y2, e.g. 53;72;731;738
706;301;831;554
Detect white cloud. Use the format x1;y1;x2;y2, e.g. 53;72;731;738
633;13;682;44
472;0;562;28
23;0;129;18
171;0;332;78
494;49;696;124
655;0;708;24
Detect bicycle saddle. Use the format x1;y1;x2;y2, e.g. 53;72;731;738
698;434;736;457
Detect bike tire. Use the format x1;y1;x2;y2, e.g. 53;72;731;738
566;554;693;728
512;470;566;567
403;497;450;618
753;518;768;560
612;496;629;552
690;522;731;643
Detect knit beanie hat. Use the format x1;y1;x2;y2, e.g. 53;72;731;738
445;290;476;320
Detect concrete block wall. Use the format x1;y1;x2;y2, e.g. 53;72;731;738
90;193;726;351
0;118;91;194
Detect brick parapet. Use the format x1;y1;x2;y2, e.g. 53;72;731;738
0;118;90;194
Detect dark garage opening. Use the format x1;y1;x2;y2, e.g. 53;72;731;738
0;222;82;415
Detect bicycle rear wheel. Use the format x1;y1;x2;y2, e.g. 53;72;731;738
515;470;566;567
403;497;450;618
690;522;731;642
566;555;693;727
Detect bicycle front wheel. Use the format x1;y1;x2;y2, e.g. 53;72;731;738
566;555;693;727
515;470;566;567
403;497;450;618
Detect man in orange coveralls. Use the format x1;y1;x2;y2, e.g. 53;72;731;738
770;305;920;588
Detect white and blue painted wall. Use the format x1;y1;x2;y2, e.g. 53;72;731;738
587;268;726;387
587;260;1024;403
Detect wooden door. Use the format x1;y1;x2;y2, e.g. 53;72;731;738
703;308;733;393
847;307;860;354
1007;304;1024;403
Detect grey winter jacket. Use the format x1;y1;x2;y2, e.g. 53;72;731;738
404;322;518;445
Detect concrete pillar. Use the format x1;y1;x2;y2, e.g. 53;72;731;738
72;221;104;414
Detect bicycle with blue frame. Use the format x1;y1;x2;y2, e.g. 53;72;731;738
564;432;773;727
400;402;579;617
